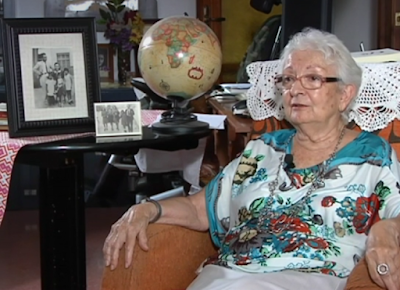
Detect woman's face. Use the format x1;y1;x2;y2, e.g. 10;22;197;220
98;54;105;66
281;50;353;127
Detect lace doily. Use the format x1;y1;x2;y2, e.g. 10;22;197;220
246;60;400;132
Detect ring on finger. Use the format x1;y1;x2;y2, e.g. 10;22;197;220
377;263;390;276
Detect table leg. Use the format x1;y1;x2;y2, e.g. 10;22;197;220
38;156;86;290
214;128;229;167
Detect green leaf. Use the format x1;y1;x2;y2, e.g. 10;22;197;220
379;187;391;198
277;195;284;205
249;197;265;213
97;19;108;25
254;154;265;162
309;225;317;233
99;8;111;20
242;149;252;158
374;180;384;192
106;3;116;12
117;5;125;13
323;261;335;269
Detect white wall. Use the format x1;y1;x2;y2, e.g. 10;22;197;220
332;0;378;52
157;0;196;18
14;0;45;18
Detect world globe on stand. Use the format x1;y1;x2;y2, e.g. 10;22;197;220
138;16;223;103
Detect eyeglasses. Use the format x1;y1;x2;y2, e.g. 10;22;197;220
275;74;342;90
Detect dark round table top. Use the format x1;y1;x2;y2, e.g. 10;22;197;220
18;126;210;157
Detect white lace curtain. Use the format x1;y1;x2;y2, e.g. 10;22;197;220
246;60;400;132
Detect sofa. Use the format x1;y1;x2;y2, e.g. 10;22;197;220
101;112;400;289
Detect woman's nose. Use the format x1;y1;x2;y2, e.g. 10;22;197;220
289;78;305;96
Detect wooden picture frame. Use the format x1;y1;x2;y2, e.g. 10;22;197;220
1;17;100;137
98;43;114;83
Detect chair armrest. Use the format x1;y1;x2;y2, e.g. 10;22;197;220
345;258;384;290
102;224;217;290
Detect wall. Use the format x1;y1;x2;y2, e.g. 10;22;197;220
6;0;380;75
13;0;45;17
4;0;16;17
8;0;197;18
221;1;282;81
220;0;378;82
157;0;196;18
220;0;378;65
332;0;377;52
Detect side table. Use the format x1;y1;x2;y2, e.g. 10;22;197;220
14;126;210;290
208;97;253;166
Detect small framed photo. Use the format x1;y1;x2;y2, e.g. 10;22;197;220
1;18;100;137
97;44;114;83
94;101;142;137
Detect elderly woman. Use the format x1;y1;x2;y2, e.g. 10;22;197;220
103;28;400;290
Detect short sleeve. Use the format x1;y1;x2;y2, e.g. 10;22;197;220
205;156;240;248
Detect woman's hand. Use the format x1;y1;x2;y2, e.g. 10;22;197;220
103;203;157;270
365;219;400;290
103;190;208;271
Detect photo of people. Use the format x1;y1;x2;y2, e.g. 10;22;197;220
94;101;142;137
98;44;113;82
98;47;107;70
32;48;75;109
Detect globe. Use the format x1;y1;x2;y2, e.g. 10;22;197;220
138;16;223;101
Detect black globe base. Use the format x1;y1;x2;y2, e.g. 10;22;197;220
150;95;210;135
152;120;209;135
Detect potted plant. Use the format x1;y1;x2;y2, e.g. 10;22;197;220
99;0;144;84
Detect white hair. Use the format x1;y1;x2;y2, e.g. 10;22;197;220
279;28;363;122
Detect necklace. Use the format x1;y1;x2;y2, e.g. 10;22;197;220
256;126;346;232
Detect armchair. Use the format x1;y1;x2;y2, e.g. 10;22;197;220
101;116;398;290
101;220;386;290
102;60;400;290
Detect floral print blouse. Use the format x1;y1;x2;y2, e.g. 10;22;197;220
204;129;400;278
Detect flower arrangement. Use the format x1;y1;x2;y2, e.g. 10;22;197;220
99;0;145;52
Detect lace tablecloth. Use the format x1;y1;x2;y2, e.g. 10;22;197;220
246;60;400;132
0;110;163;225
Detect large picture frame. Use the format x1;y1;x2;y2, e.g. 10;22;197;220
1;17;100;137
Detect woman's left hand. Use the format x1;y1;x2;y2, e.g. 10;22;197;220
365;219;400;290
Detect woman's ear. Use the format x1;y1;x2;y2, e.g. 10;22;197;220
339;84;356;112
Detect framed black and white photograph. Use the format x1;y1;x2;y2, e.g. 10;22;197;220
1;18;101;137
97;44;114;82
32;49;76;108
94;101;142;137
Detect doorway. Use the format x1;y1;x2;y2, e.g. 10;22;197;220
378;0;400;49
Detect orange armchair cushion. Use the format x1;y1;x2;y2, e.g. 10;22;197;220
102;224;217;290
